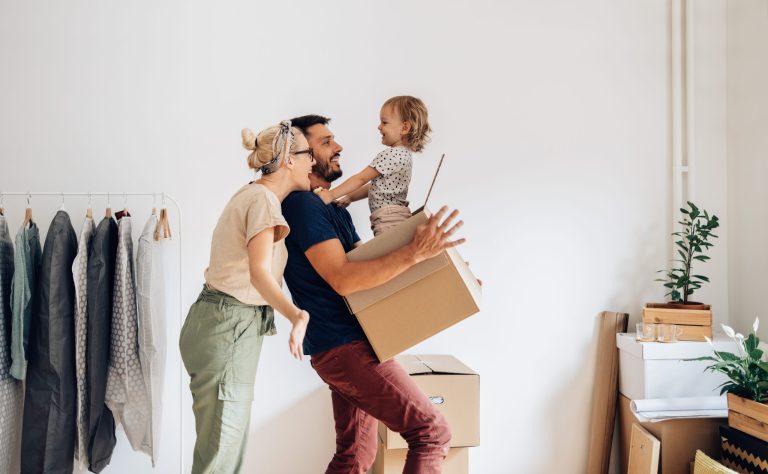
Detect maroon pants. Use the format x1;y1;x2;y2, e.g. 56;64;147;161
310;340;451;474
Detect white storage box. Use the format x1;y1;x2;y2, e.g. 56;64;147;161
616;333;738;400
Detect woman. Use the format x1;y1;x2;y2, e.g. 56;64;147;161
179;120;314;474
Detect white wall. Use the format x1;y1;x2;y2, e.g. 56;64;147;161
689;0;728;322
726;0;768;337
0;1;732;472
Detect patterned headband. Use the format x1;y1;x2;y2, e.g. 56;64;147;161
261;120;293;175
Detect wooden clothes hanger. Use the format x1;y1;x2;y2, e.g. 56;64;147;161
154;208;172;240
154;194;172;241
86;193;93;219
22;193;32;226
105;192;112;218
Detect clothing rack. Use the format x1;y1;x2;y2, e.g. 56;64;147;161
0;191;184;473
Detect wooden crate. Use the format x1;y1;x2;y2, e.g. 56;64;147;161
728;393;768;443
676;324;713;342
643;303;712;341
642;303;712;326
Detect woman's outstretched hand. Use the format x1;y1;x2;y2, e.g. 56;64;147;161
313;187;334;205
289;310;309;360
333;195;351;208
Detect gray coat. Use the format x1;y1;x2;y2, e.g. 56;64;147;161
21;210;78;474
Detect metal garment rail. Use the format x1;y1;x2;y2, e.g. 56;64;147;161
0;191;185;474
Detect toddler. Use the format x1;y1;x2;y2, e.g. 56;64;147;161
316;95;431;236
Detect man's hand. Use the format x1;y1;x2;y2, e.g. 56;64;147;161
409;206;465;264
288;310;309;361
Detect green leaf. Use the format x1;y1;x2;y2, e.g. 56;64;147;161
685;356;718;362
745;334;758;354
714;351;740;361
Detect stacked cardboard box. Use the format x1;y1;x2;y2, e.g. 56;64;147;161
616;333;737;400
642;303;713;341
371;355;479;474
618;395;724;474
616;334;739;473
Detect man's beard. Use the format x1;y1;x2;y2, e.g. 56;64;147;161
315;155;343;182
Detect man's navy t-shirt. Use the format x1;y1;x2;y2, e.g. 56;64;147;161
281;191;367;355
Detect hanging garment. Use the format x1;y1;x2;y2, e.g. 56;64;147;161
105;213;151;455
86;216;118;473
10;220;42;380
21;210;78;474
136;214;168;465
0;216;22;474
72;216;95;469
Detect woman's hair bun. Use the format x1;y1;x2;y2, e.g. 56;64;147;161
241;128;257;151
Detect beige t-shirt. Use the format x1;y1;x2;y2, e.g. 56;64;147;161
204;183;289;305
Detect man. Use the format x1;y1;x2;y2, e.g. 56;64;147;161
281;115;464;474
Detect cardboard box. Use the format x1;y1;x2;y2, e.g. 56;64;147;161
345;208;482;361
378;355;479;449
617;333;738;399
371;441;469;474
619;395;724;474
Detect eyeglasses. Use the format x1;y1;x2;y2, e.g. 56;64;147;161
293;148;314;160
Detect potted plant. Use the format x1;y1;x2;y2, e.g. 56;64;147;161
690;318;768;442
642;201;720;340
656;200;720;308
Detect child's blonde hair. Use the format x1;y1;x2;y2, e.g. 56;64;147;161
383;96;431;152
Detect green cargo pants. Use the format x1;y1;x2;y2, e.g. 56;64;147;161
179;286;276;474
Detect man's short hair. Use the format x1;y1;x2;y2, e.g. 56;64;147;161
290;115;331;137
